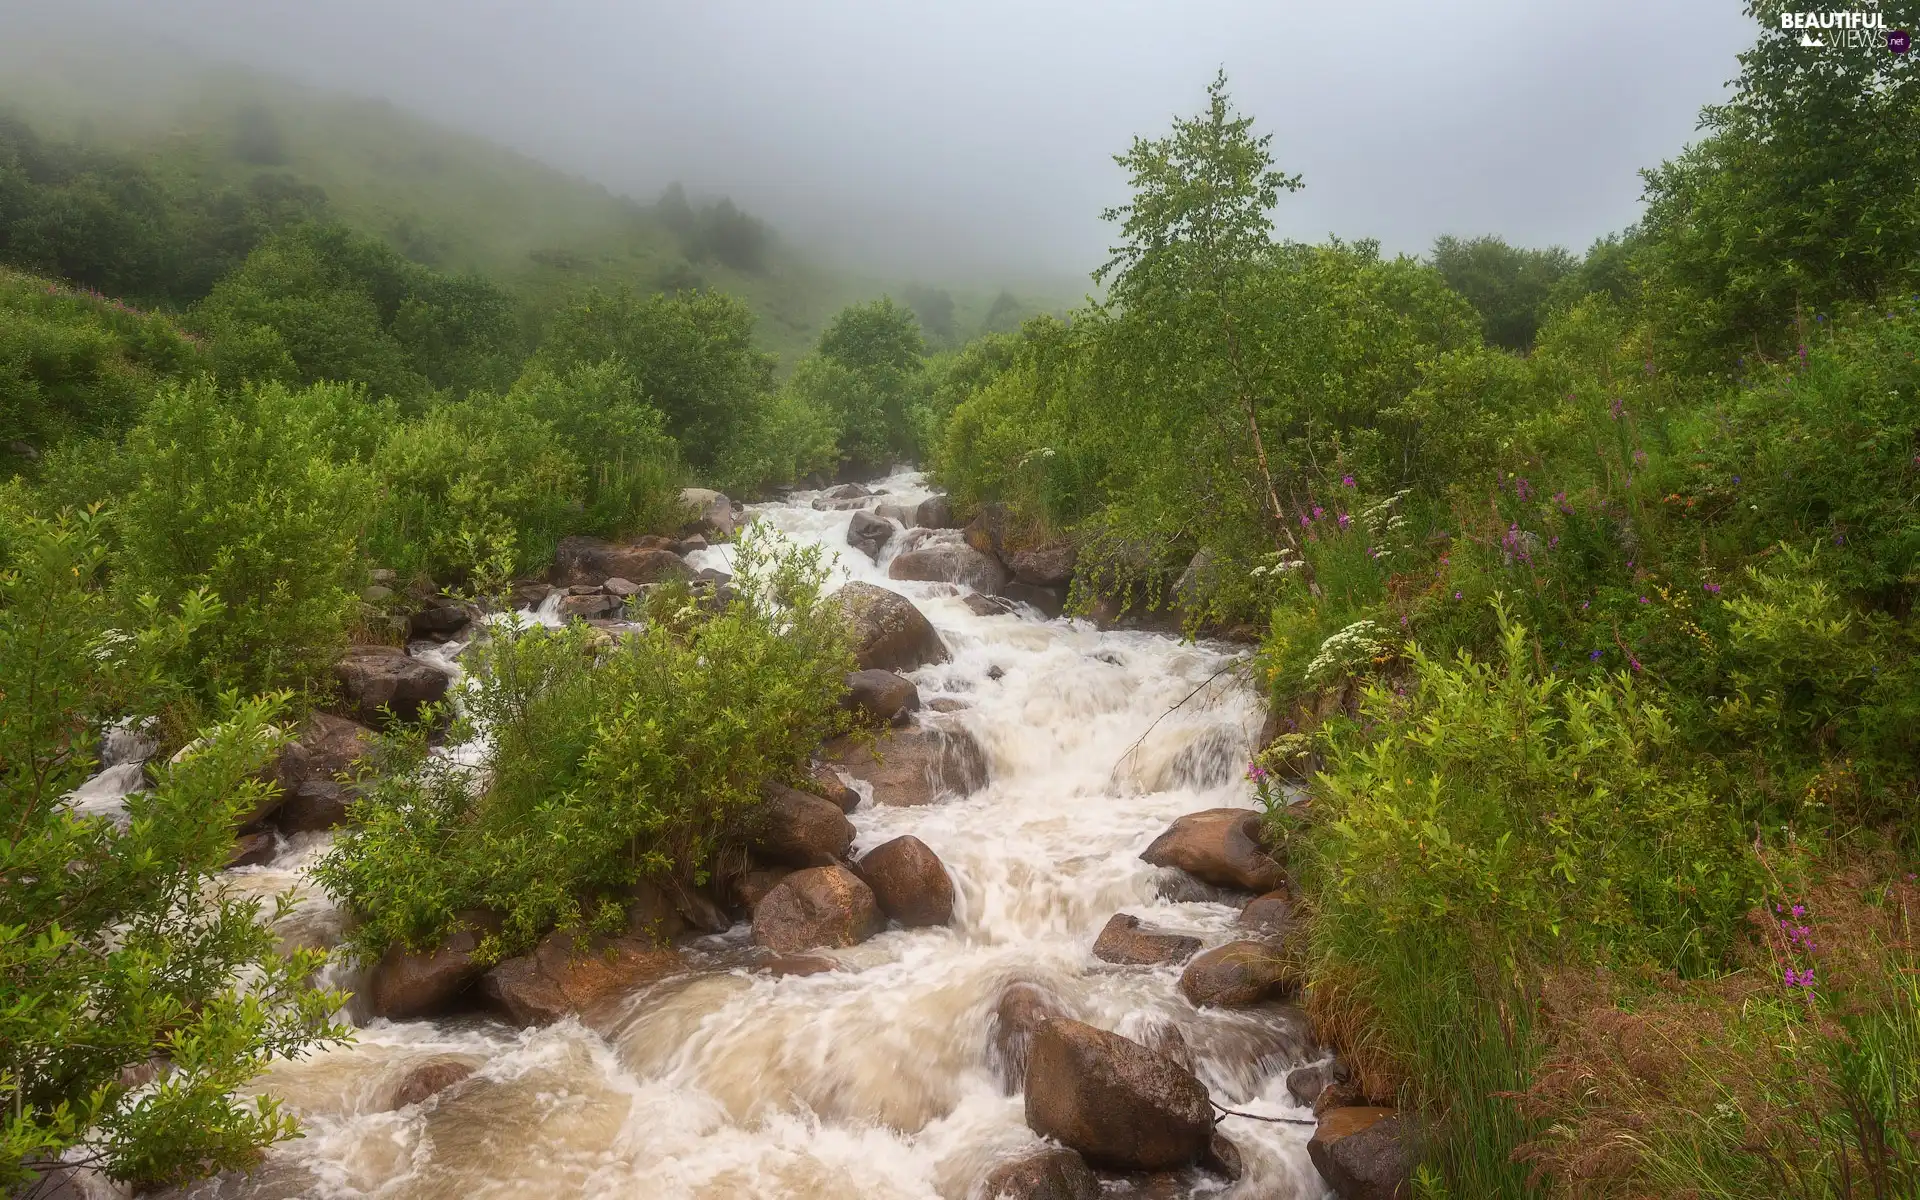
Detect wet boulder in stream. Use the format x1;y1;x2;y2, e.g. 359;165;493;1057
855;835;954;927
844;668;921;724
481;930;683;1027
823;722;988;806
833;581;949;672
1178;939;1296;1007
1308;1107;1418;1200
332;646;450;727
889;543;1008;593
1139;808;1286;894
751;864;885;952
1091;913;1202;966
678;487;737;540
1023;1018;1216;1172
914;493;956;529
751;782;855;867
846;510;895;560
992;980;1067;1092
978;1146;1102;1200
366;923;491;1019
1007;539;1077;588
553;535;694;588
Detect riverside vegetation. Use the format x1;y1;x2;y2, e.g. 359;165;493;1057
3;2;1918;1196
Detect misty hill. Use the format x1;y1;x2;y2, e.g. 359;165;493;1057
0;38;1053;359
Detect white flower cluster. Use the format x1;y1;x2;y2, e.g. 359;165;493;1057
1304;618;1386;687
1249;547;1308;579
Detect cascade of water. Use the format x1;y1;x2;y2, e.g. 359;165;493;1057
177;470;1329;1200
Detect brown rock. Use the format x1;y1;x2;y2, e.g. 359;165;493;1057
1091;913;1202;966
992;980;1065;1092
759;953;839;977
964;593;1021;617
553;536;695;587
833;581;949;672
1237;890;1294;940
275;712;375;791
1139;809;1285;894
226;831;276;868
847;510;895;560
381;1058;475;1110
408;601;472;638
624;879;691;942
1308;1107;1416;1200
963;502;1011;560
856;835;955;927
1178;940;1294;1008
1287;1057;1354;1108
274;779;353;833
1000;582;1067;618
927;696;971;712
1205;1133;1244;1182
844;668;921;725
559;593;624;620
978;1146;1101;1200
367;925;488;1019
822;723;988;806
751;864;884;953
730;866;796;913
753;782;855;867
914;494;956;529
889;543;1009;593
1008;539;1077;588
1023;1018;1215;1171
333;646;450;727
481;931;683;1027
809;766;862;813
678;488;737;539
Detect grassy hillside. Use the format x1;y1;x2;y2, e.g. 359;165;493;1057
0;37;1060;361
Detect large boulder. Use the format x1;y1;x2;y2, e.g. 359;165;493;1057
751;864;885;953
333;646;450;727
833;581;949;672
889;543;1009;593
729;865;795;914
1091;913;1202;966
1008;539;1077;588
275;712;375;790
379;1057;477;1111
408;599;473;639
1308;1107;1416;1200
752;782;855;867
366;924;488;1019
1237;890;1295;940
992;981;1066;1092
856;835;955;927
963;502;1011;560
553;536;695;588
558;592;624;621
274;779;353;834
1000;582;1067;619
1139;809;1285;894
847;511;895;560
481;931;683;1027
844;669;921;725
809;766;862;813
1178;940;1294;1008
978;1147;1101;1200
679;488;737;540
874;501;916;525
1023;1018;1215;1172
914;494;956;529
822;723;988;806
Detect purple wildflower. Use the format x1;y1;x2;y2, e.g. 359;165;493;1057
1341;474;1355;488
1337;513;1351;530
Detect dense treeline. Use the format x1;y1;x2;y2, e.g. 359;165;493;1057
917;9;1920;1194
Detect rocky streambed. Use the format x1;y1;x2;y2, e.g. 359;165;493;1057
78;470;1398;1200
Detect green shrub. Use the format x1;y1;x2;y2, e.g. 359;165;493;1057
508;359;683;536
0;508;347;1192
117;377;379;701
315;526;853;962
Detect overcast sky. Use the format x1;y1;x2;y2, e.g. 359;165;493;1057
13;0;1755;284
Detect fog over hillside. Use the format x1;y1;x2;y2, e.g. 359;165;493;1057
7;0;1750;280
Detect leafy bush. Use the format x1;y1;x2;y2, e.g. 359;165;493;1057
531;286;776;473
0;509;347;1192
316;527;853;961
1430;233;1575;351
117;377;380;701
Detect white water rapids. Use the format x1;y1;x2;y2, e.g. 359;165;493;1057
172;471;1330;1200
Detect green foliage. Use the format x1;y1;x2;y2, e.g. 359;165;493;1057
191;223;520;403
1638;0;1920;368
0;509;347;1191
1430;234;1576;351
117;376;379;701
810;296;928;471
532;285;776;472
315;527;854;962
0;268;207;455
